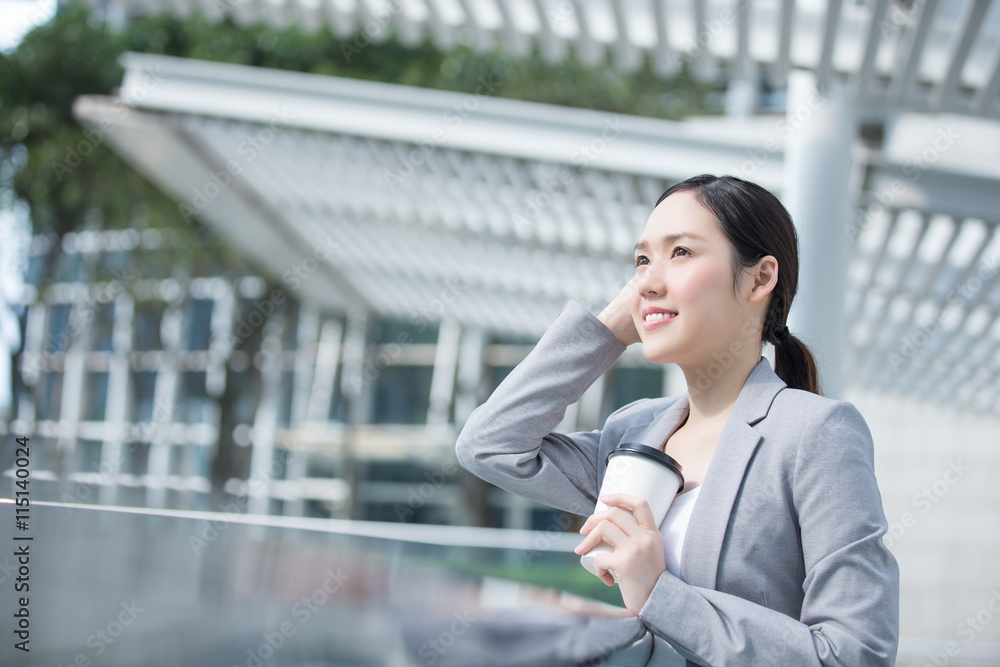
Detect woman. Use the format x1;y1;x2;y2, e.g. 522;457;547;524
455;174;899;666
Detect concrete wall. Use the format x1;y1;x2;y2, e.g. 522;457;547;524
849;388;1000;665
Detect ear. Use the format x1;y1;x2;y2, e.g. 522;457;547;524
746;255;778;305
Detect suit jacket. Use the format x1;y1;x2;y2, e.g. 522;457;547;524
455;299;900;666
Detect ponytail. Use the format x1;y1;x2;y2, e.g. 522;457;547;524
771;332;821;395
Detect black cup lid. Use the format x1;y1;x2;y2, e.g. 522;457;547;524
606;442;684;485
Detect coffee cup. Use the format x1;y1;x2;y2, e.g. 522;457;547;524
579;442;684;579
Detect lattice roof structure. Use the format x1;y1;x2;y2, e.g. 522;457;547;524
72;0;1000;413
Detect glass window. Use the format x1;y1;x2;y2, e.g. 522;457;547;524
125;441;151;476
531;508;575;532
490;331;536;345
129;371;157;423
185;299;214;350
26;255;44;286
367;461;414;483
488;365;516;393
133;302;165;351
372;365;433;424
489;505;506;528
277;370;294;427
81;372;108;421
363;501;450;524
35;372;63;420
327;383;345;422
169;444;185;476
179;372;210;423
603;367;665;421
75;439;103;474
374;317;438;345
100;250;131;279
89;301;115;352
55;252;83;283
280;299;299;349
225;366;260;424
45;304;71;353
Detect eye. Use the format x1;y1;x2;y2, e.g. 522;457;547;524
634;254;649;267
671;246;690;258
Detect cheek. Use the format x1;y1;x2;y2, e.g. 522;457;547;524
673;266;727;306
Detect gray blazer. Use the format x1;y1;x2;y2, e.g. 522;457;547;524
455;300;900;666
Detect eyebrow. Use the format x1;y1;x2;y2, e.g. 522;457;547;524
633;232;707;253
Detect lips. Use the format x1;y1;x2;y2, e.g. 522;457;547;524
641;306;678;330
642;306;677;318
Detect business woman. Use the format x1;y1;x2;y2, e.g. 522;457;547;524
455;174;900;666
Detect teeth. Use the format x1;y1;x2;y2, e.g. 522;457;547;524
644;312;677;322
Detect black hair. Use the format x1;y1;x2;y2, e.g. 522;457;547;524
655;174;821;395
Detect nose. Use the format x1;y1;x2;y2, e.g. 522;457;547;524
634;265;664;297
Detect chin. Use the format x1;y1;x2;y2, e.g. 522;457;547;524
640;342;675;365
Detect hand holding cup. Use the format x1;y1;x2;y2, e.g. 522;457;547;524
577;444;684;581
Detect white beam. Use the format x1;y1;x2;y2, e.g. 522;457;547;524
931;0;991;112
107;52;787;189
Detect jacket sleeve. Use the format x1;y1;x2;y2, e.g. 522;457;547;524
454;299;628;517
636;400;900;666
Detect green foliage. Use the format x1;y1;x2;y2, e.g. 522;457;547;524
446;557;627;607
362;545;627;607
0;1;711;288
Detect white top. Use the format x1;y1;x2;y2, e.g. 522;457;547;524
658;485;703;580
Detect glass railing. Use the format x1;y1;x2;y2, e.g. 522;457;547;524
0;499;672;667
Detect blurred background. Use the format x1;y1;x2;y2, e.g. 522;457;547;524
1;0;999;664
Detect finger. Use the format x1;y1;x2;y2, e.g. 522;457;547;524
575;525;606;555
580;506;630;534
599;493;658;531
574;520;628;555
591;552;619;586
582;503;643;540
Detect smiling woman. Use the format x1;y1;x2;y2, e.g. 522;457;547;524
604;175;818;397
455;174;900;666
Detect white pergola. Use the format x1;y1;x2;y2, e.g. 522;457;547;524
87;0;1000;118
72;0;1000;412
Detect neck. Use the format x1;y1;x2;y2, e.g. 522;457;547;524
679;350;763;428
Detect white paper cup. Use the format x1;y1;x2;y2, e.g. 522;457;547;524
580;443;684;580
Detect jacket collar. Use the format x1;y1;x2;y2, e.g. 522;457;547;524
624;356;787;588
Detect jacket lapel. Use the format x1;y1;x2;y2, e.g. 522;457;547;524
680;357;787;588
620;396;690;450
602;396;689;488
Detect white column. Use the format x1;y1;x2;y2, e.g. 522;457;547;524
453;325;485;426
145;305;181;509
99;293;133;505
665;363;687;397
306;318;343;423
248;319;284;516
205;278;233;398
506;491;533;531
725;61;758;118
284;305;320;517
58;303;90;465
427;317;461;427
782;70;855;399
576;373;606;431
338;308;371;520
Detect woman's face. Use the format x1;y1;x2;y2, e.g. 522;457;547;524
630;190;768;367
